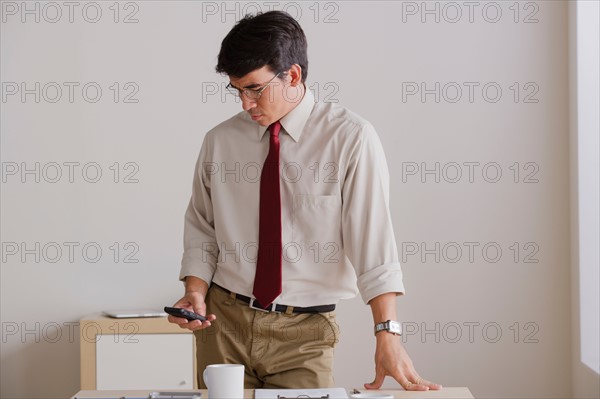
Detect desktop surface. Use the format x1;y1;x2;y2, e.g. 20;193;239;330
71;387;474;399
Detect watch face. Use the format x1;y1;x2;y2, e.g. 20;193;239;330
388;321;402;335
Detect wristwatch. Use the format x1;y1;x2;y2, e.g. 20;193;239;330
374;320;402;336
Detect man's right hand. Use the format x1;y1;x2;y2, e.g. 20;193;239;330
168;277;216;331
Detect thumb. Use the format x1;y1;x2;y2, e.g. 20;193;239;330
364;370;385;390
180;291;203;313
190;299;206;315
171;299;189;310
193;305;204;315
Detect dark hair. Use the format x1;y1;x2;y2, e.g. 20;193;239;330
216;11;308;82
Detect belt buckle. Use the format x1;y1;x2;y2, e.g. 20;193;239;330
249;298;279;313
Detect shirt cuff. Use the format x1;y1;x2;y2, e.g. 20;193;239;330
179;254;216;284
357;261;405;304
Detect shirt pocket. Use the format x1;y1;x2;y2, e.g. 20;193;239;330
292;194;342;251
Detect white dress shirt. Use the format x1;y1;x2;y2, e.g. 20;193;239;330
180;86;405;306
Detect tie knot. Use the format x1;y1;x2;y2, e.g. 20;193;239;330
269;121;282;138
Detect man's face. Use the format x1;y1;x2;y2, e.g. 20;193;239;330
229;66;301;127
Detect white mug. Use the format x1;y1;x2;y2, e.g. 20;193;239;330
203;364;244;398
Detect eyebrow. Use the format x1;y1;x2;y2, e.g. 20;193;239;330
228;81;261;90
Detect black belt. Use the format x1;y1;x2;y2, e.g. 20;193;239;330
213;284;335;314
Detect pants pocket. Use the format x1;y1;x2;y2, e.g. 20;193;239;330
315;312;340;347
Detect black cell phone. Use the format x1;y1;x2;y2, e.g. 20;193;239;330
164;306;207;322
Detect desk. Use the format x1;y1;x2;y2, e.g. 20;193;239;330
71;387;474;398
80;315;196;390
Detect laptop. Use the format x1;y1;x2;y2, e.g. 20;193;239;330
102;309;168;318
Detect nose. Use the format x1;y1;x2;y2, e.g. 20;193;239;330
241;95;257;111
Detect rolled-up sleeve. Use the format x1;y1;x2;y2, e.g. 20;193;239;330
341;123;405;304
179;134;219;284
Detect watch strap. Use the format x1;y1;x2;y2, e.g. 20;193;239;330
374;320;402;336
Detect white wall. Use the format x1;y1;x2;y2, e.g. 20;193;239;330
1;1;577;398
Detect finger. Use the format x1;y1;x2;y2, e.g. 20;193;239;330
400;378;416;391
167;315;189;325
404;376;430;391
191;319;216;331
182;319;208;331
169;316;210;331
384;365;413;391
406;383;430;391
414;376;442;390
389;373;425;391
364;370;385;390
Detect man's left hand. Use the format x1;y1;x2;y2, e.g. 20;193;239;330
364;331;442;391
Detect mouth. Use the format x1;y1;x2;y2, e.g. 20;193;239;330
250;114;262;121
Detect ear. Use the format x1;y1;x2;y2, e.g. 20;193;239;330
287;64;303;87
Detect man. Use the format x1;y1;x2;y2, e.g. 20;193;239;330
169;10;441;391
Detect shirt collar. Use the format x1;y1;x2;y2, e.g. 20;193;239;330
257;85;315;143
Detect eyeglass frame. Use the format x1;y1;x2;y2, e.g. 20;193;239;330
225;71;282;101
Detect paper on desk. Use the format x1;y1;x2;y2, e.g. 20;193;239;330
255;387;349;399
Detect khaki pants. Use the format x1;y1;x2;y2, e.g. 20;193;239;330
194;284;339;389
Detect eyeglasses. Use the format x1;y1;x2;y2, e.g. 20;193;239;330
226;72;281;101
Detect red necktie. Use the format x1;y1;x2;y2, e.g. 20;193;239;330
252;121;283;307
